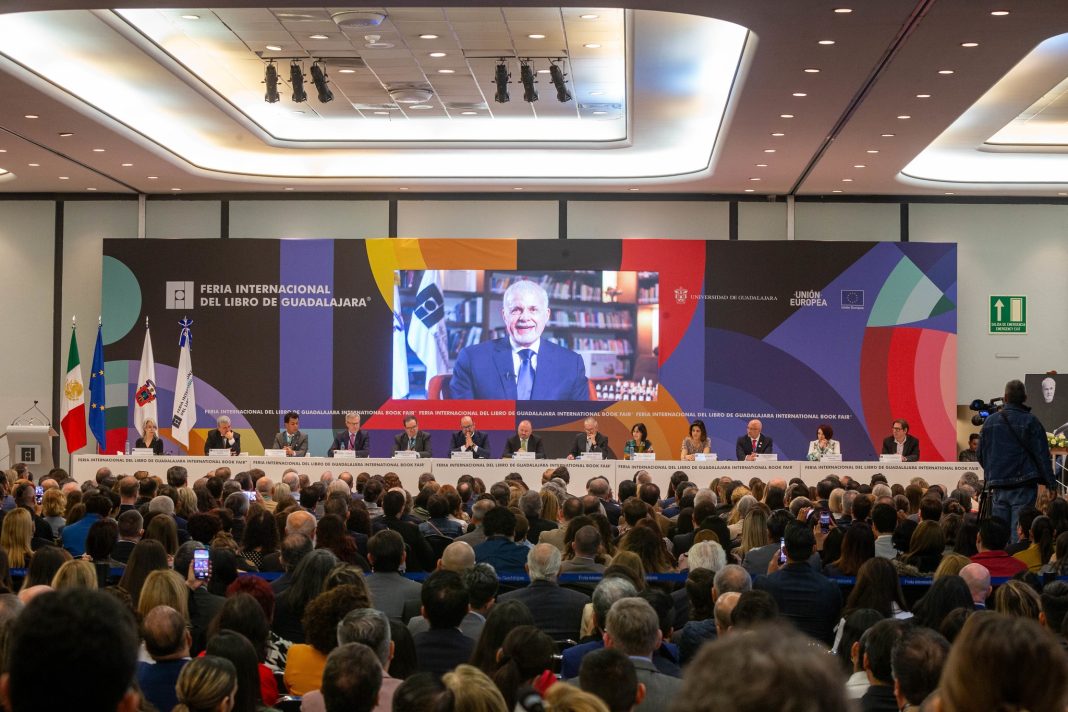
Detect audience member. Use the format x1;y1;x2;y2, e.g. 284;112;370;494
412;570;474;676
137;605;191;712
366;530;423;622
473;507;528;575
498;543;589;641
858;619;908;712
891;626;948;712
970;517;1027;577
604;598;681;712
579;648;643;712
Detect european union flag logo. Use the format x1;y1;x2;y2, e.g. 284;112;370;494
841;290;865;309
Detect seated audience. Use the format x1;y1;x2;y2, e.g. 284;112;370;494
498;543;590;642
408;562;496;639
174;655;238;712
473;507;529;576
970;517;1027;578
412;570;474;676
137;605;191;712
579;648;643;712
891;627;949;712
365;530;423;622
858;619;908;712
604;598;681;712
320;643;383;712
284;583;370;695
302;609;398;712
490;625;556;709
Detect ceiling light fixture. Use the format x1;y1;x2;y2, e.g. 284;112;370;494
803;68;820;73
944;192;955;195
92;148;105;152
419;34;439;39
180;14;199;20
338;68;356;74
373;111;390;115
793;92;807;97
897;115;911;119
438;69;455;74
592;111;607;115
59;132;73;137
549;61;572;102
170;187;181;191
780;114;794;118
409;105;433;110
528;34;545;39
881;133;895;137
744;188;755;193
764;149;776;153
284;187;294;191
584;43;601;49
290;61;307;102
27;163;39;167
310;60;333;102
121;163;132;166
771;132;785;137
264;61;280;103
960;42;979;47
520;61;538;103
916;93;931;98
148;176;158;179
833;8;852;13
429;52;447;58
832;189;843;193
866;150;879;154
580;14;599;19
842;178;853;182
853;164;866;168
990;10;1009;16
749;177;761;181
629;188;639;191
24;114;38;119
818;39;835;45
494;60;510;103
460;111;477;115
58;176;69;180
756;163;768;167
86;187;97;191
265;45;282;52
938;69;955;74
309;34;329;40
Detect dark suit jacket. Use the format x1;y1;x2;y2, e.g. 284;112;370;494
753;562;843;645
473;536;529;576
449;430;490;458
881;434;920;462
203;429;240;455
272;430;308;457
111;538;137;564
502;433;546;459
735;434;773;460
378;517;436;572
413;628;475;677
497;580;590;641
134;437;165;455
569;432;615;459
328;429;370;457
392;431;432;458
450;337;589;401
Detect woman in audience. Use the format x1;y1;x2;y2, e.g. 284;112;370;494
933;553;971;578
910;575;972;630
40;488;66;539
393;672;445;712
602;552;646;591
952;514;979;558
389;619;418;680
937;607;975;644
833;608;883;673
237;508;278;571
561;515;595;562
50;558;97;590
1046;497;1068;538
938;513;962;555
1;509;32;570
491;625;556;709
315;514;367;569
899;520;945;575
85;518;121;586
205;612;277;708
114;539;168;606
226;575;290;673
1043;531;1068;575
134;418;165;455
144;515;179;557
176;487;199;521
470;599;535;675
726;494;757;539
588;514;616;560
736;507;770;562
936;612;1068;711
824;524;875;578
544;682;610;712
418;494;466;540
20;545;69;590
680;419;711;461
844;557;909;619
994;579;1042;619
138;569;190;622
676;567;717;664
63;490;83;522
618;521;675;574
173;655;238;712
272;549;338;644
284;583;371;696
1014;515;1055;573
441;665;507;712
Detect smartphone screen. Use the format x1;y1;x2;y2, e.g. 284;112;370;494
819;511;831;532
778;536;787;565
244;490;258;502
34;486;43;505
193;549;210;581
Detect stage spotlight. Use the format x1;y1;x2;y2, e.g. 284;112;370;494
264;61;280;103
493;61;510;103
549;61;571;102
520;61;538;103
310;60;334;103
290;61;307;102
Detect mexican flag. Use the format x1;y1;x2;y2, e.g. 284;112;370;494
61;326;87;452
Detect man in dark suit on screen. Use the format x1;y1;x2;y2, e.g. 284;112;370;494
449;279;589;401
736;419;774;461
391;415;432;458
502;419;546;459
449;415;490;458
328;411;370;457
881;418;920;462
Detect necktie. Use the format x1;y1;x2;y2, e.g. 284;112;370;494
752;438;758;453
409;438;415;450
520;438;527;452
517;349;534;399
350;433;356;449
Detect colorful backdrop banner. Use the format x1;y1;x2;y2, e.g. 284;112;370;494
101;238;957;461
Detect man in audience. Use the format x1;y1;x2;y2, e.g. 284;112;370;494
174;541;224;654
891;626;949;712
560;576;639;678
409;562;497;639
540;496;582;551
435;540;476;572
499;543;589;641
112;509;142;564
303;609;398;712
473;506;528;575
859;619;908;712
136;605;190;712
754;521;841;645
588;477;621;525
166;465;188;489
959;563;992;609
255;476;276;511
560;525;606;576
1005;505;1040;556
871;502;898;559
673;493;717;557
392;415;432;458
579;648;644;712
603;598;681;712
455;498;495;547
377;490;436;571
366;530;424;622
412;570;475;676
61;492;112;556
1040;580;1068;639
712;592;741;637
970;517;1027;577
1;588;139;712
271;534;313;594
520;490;558;544
320;643;382;712
117;476;138;512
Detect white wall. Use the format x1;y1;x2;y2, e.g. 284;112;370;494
739;201;787;240
146;200;221;239
795;202;900;242
568;200;729;239
398;200;557;239
229;200;388;239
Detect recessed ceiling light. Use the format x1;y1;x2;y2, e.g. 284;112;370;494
265;45;282;51
832;189;843;193
590;91;606;96
628;188;640;191
1059;192;1068;196
309;34;329;40
27;163;39;167
419;34;439;39
944;192;955;195
373;111;390;115
121;163;133;167
338;69;356;74
897;115;911;119
410;105;433;110
592;111;607;115
86;187;97;191
580;14;599;19
58;132;73;137
58;176;69;180
853;164;866;168
538;69;550;74
842;178;853;182
399;187;409;190
513;187;524;190
866;150;879;154
748;177;761;181
833;8;852;13
881;133;895;137
938;69;955;74
0;149;6;152
429;52;446;58
771;132;785;137
803;68;820;73
437;69;455;74
916;93;931;98
990;10;1009;16
744;189;755;193
24;114;38;119
528;34;546;39
960;42;979;47
170;187;182;191
147;176;158;180
818;40;836;45
584;43;601;49
461;111;477;115
792;92;807;97
284;187;294;191
180;14;199;20
780;114;794;118
756;163;768;167
92;148;105;152
763;149;776;153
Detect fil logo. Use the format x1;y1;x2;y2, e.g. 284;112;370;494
166;281;195;310
674;287;689;305
841;289;865;310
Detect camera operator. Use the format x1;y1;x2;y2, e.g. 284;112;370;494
979;379;1056;543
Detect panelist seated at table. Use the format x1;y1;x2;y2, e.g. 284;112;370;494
736;419;773;461
881;418;920;462
502;420;546;459
807;423;840;461
623;422;654;458
392;415;433;458
203;415;241;455
449;416;491;459
271;411;308;457
680;419;711;461
328;411;370;457
135;418;165;455
568;417;616;460
449;279;589;401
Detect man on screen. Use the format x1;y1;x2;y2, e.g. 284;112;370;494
328;412;370;457
503;420;546;459
392;415;432;458
450;416;490;458
449;280;589;401
881;419;920;462
568;417;615;460
736;419;773;461
272;412;308;457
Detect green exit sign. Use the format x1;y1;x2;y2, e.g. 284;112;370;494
990;295;1027;334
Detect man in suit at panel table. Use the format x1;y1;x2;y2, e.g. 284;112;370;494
204;415;241;455
328;411;370;457
502;419;546;459
391;415;432;458
568;417;616;460
449;279;589;401
881;418;921;462
449;416;490;458
735;419;774;461
272;411;308;457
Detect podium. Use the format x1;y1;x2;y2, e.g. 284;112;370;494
6;425;55;480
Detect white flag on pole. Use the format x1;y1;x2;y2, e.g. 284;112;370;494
405;270;449;392
393;279;410;398
171;319;196;448
133;322;158;434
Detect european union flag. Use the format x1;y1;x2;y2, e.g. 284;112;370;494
88;324;106;451
841;290;865;308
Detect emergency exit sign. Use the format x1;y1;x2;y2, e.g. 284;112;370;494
990;295;1027;334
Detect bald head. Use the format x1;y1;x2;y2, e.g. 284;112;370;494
286;509;316;539
17;585;52;606
142;605;190;660
439;541;476;572
959;563;992;605
714;592;741;635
